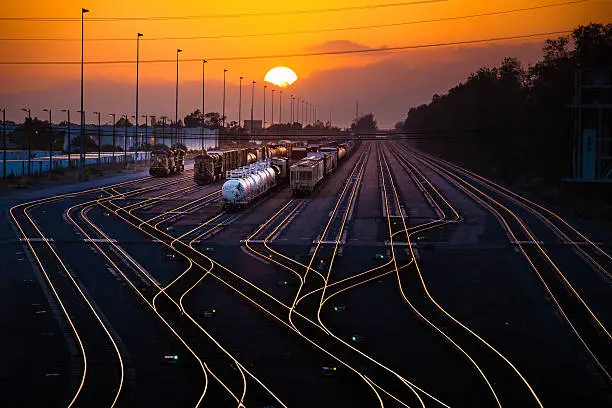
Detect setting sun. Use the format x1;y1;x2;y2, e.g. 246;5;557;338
264;67;298;88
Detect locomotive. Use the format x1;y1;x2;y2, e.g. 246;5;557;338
150;147;186;177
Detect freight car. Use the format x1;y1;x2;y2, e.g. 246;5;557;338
149;148;176;176
221;160;280;210
193;147;256;185
290;156;325;195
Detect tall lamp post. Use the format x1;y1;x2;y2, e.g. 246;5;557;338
135;33;143;164
80;7;89;181
222;69;228;128
142;114;148;152
21;108;31;176
263;85;267;129
1;108;5;179
160;116;167;147
238;76;243;128
175;48;182;148
109;113;116;163
250;81;255;135
93;111;101;165
271;89;275;127
122;114;128;165
202;59;207;116
279;91;283;124
61;109;71;166
43;108;52;180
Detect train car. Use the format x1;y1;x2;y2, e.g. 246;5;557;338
149;148;176;177
194;152;222;184
271;157;289;181
319;147;339;170
221;160;280;210
290;156;325;196
307;151;334;175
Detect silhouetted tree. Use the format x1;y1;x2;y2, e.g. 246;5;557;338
351;113;377;134
116;117;133;127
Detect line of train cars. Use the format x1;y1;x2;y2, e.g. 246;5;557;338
219;140;357;210
149;147;186;177
289;141;356;195
193;145;287;185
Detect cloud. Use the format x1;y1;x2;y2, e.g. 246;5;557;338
306;40;386;53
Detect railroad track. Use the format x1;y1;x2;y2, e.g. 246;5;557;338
399;143;612;387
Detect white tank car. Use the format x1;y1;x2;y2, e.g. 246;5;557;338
222;161;278;208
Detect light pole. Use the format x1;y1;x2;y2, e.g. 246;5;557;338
238;76;243;128
202;59;207;116
142;114;148;151
93;111;101;165
250;80;255;135
222;69;228;128
263;85;267;129
122;114;128;165
109;113;116;162
306;102;309;126
279;91;282;124
61;109;71;165
135;32;143;164
1;108;5;179
175;48;182;148
297;98;301;124
43;109;52;180
160;116;167;147
21;108;31;176
271;89;275;127
80;7;89;181
290;95;294;123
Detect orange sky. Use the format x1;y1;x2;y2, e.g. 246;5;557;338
1;0;609;126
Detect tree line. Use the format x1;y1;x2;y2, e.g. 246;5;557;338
399;23;612;183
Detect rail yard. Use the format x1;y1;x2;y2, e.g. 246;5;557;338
2;140;611;408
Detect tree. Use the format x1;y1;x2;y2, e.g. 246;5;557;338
116;117;133;127
71;135;98;152
351;113;377;134
202;112;223;130
184;109;204;128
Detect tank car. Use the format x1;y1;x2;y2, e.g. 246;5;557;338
221;161;280;210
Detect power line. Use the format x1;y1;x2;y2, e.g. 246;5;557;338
0;0;588;42
0;0;446;22
0;30;574;66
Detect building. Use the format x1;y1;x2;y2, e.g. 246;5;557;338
568;68;612;182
